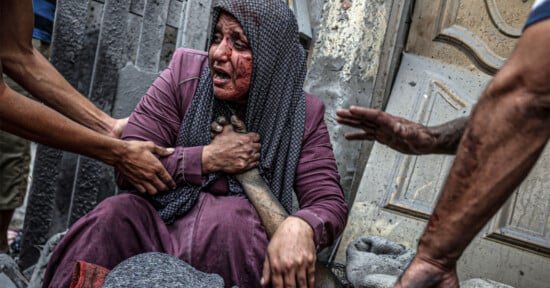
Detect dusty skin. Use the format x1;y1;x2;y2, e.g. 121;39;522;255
336;106;468;155
338;18;550;288
212;116;342;288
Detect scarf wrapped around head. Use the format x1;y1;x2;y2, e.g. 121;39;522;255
151;0;307;224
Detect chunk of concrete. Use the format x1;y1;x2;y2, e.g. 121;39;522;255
461;278;515;288
103;252;226;288
346;235;415;288
356;274;398;288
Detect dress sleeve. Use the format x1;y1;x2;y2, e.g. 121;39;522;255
291;95;349;250
116;49;207;189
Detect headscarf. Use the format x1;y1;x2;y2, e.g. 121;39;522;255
151;0;307;224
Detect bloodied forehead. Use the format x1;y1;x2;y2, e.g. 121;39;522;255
215;13;248;41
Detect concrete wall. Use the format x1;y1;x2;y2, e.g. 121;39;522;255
304;0;393;204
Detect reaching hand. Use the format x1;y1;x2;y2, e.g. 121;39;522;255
394;256;458;288
114;140;176;195
336;106;436;154
261;217;316;288
204;115;261;174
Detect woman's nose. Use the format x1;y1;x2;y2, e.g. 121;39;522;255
213;39;232;60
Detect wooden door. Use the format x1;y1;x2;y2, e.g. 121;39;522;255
337;1;550;287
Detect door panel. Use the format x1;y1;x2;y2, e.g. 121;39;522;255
487;146;550;256
406;0;527;73
338;0;550;286
383;54;478;219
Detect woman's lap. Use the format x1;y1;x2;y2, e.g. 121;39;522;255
43;192;267;288
176;193;268;287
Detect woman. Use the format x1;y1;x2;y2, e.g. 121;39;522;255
43;1;347;287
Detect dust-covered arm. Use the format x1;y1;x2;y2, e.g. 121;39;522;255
336;106;468;155
395;18;550;288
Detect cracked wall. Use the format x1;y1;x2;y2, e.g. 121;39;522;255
305;0;392;204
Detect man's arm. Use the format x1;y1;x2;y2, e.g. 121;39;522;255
0;79;174;194
395;18;550;288
4;47;121;136
336;107;468;155
0;0;176;194
0;0;116;136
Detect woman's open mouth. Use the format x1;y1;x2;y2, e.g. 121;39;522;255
214;70;231;79
213;68;232;85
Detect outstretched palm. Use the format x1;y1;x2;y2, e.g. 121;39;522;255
336;106;436;155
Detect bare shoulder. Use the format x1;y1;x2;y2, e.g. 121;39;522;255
0;0;34;57
501;19;550;95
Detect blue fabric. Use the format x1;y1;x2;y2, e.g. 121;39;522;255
525;0;550;29
32;0;56;43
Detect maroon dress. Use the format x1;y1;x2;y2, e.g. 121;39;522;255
43;48;348;288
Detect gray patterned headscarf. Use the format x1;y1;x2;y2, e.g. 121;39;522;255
151;0;307;224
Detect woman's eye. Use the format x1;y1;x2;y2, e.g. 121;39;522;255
234;41;247;49
213;34;222;43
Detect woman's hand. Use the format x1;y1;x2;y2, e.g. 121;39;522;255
261;216;316;288
203;116;261;174
336;106;436;155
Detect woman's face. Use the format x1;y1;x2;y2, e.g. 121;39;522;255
209;12;253;104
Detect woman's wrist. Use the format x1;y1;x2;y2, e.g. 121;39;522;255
201;145;217;174
287;216;315;242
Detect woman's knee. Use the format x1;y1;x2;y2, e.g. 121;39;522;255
94;193;151;219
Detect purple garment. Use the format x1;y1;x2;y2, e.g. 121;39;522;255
43;193;267;288
43;49;348;288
